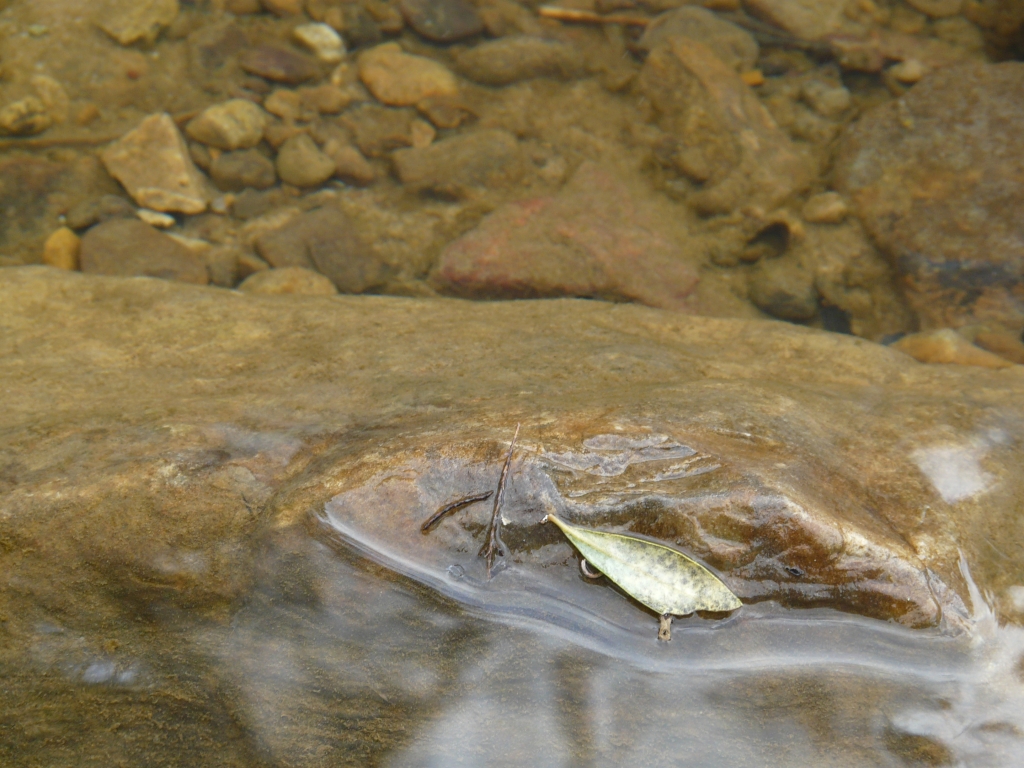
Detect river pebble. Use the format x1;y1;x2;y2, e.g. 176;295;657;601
748;253;819;321
638;37;813;214
973;330;1024;365
238;266;338;295
42;227;80;271
639;7;758;73
324;141;376;185
393;129;522;199
255;205;385;292
65;195;136;230
239;45;319;84
357;42;459;107
276;134;336;187
892;329;1013;368
80;218;208;284
185;99;268;150
341;104;418;157
399;0;483;43
455;36;584;85
210;149;277;191
745;0;850;40
293;23;346;64
101;113;211;214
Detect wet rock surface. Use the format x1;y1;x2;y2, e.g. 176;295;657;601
1;270;1023;768
835;62;1024;334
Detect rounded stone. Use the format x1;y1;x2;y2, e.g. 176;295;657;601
210;149;277;191
398;0;483;43
239;45;319;84
275;134;336;187
237;266;338;295
357;42;459;107
42;227;81;270
185;99;268;150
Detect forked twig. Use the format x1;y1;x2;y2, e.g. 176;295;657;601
478;423;520;578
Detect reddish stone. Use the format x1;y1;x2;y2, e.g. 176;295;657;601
431;162;700;310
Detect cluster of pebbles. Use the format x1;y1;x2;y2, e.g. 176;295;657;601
2;0;1022;365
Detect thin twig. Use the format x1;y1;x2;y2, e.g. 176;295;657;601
478;423;521;578
420;491;493;533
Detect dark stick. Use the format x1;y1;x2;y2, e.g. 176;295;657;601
420;491;493;533
478;423;521;578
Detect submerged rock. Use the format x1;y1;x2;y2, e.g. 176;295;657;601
638;37;813;214
79;218;208;284
101;113;212;214
431;161;700;309
835;62;1024;333
4;268;1020;643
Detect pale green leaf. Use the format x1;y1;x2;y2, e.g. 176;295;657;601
545;514;742;617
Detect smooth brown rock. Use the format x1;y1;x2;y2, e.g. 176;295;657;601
3;267;1024;636
455;36;585;86
324;141;376;185
892;329;1015;369
834;62;1024;332
101;113;211;214
79;218;208;284
638;37;813;214
357;42;459;107
254;204;384;292
239;45;319;84
973;330;1024;365
42;227;80;271
639;7;759;73
746;0;848;40
748;254;819;322
237;265;337;295
65;195;137;230
392;129;522;198
2;268;1024;765
431;161;700;309
210;149;277;191
340;104;417;157
275;134;336;188
399;0;483;43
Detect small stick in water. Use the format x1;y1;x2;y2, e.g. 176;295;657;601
478;423;521;578
420;491;493;533
659;614;673;642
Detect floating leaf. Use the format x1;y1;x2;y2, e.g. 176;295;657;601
544;514;741;622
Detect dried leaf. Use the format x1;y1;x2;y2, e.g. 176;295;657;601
544;514;741;618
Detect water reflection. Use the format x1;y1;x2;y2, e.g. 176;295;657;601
210;527;1023;767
